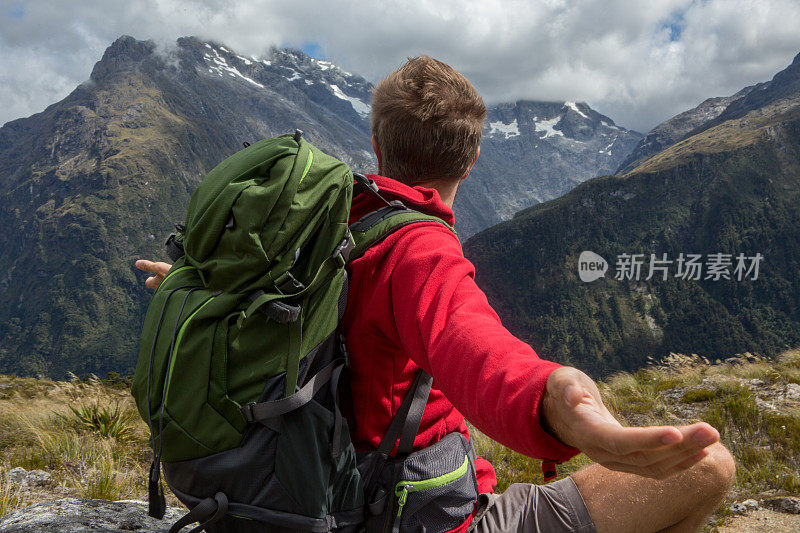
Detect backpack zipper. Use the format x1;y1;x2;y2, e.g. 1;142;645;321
298;148;314;184
163;293;219;403
393;454;470;520
156;266;195;293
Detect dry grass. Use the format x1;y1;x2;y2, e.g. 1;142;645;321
0;349;798;528
0;468;21;518
0;373;161;515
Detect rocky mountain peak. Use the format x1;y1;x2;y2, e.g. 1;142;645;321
617;50;800;175
89;35;157;81
459;98;641;234
775;50;800;83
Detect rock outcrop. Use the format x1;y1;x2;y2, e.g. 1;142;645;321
0;498;186;532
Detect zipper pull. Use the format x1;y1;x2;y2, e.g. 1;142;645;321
396;485;411;517
392;485;412;533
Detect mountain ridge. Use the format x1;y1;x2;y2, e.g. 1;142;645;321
617;51;800;176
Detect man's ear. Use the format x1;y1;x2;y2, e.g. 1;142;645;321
372;136;383;174
461;145;480;181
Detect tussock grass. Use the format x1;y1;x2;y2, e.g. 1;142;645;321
601;350;800;500
682;388;717;403
83;458;127;501
0;468;21;518
65;402;136;441
0;373;157;509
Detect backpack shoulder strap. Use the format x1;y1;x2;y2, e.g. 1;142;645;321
349;173;457;262
346;174;453;488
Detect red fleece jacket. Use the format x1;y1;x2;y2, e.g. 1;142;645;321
341;175;578;532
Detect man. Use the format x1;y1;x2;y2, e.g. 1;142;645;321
137;55;734;533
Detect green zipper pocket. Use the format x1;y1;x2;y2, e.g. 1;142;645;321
394;454;470;519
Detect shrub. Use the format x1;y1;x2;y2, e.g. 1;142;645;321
67;403;135;441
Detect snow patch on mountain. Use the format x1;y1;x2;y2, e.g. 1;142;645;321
203;48;264;88
329;84;371;117
535;117;563;138
598;137;618;154
564;101;588;118
489;119;520;138
311;58;352;77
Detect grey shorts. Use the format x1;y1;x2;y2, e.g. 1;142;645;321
468;477;596;533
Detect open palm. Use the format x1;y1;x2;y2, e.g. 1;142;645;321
544;367;720;479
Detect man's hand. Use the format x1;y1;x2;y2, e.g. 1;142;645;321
543;366;720;479
135;259;172;290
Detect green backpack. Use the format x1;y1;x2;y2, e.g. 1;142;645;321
132;132;479;533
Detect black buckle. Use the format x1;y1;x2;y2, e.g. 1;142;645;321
242;402;257;423
332;234;356;267
277;271;305;293
164;233;185;262
354;173;379;193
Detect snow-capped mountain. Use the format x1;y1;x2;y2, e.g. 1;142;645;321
0;35;640;376
457;100;641;235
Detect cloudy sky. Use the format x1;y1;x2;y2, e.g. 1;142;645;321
2;0;800;132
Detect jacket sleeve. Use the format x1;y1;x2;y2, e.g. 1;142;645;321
387;224;578;462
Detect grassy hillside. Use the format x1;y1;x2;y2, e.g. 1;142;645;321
1;350;798;530
0;70;231;378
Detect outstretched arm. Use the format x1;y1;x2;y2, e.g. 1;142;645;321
388;224;576;462
134;260;172;289
388;224;720;476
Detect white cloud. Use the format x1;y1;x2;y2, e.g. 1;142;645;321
1;0;799;132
